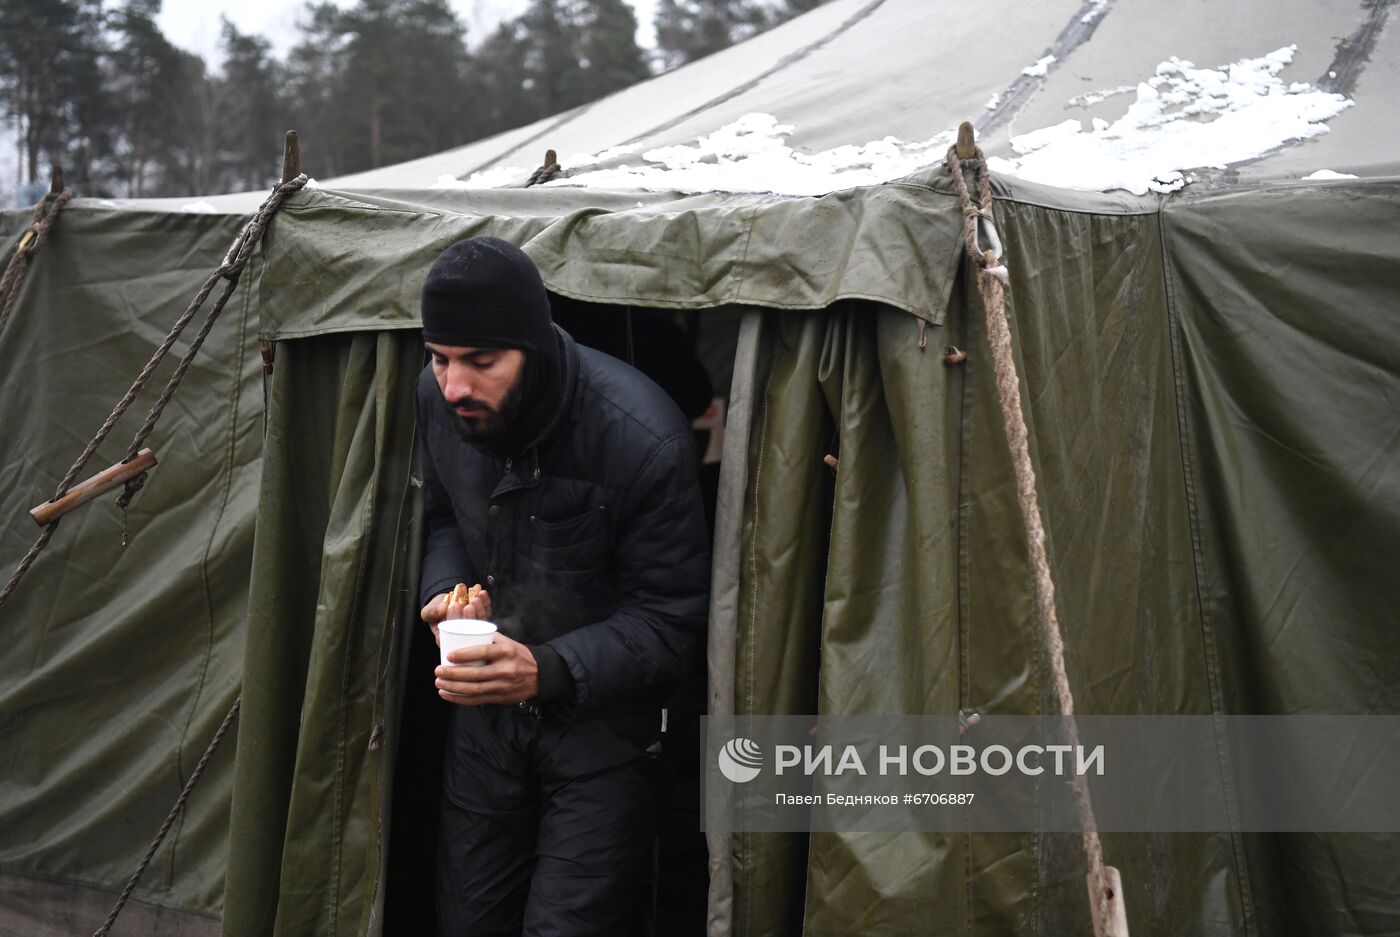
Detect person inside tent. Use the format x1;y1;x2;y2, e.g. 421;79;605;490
415;236;710;936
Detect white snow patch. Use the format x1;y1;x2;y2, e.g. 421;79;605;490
994;45;1353;195
1022;55;1057;77
561;143;643;170
985;92;1002;111
1069;84;1135;107
1303;169;1358;180
304;177;322;189
180;200;217;213
1010;119;1083;156
545;113;955;196
425;46;1351;198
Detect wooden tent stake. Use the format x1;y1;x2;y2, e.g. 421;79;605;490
282;131;300;184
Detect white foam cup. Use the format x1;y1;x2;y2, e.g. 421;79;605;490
439;619;497;668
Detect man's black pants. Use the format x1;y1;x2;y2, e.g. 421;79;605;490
436;703;660;937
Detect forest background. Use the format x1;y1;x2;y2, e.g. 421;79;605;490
0;0;829;202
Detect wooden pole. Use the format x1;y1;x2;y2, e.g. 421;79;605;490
50;163;64;193
282;131;300;184
1089;866;1130;937
955;121;976;159
30;449;158;527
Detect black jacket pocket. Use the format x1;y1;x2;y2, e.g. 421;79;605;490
528;505;610;570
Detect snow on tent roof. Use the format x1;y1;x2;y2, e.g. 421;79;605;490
115;0;1396;211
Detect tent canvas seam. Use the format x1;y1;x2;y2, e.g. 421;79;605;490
952;264;978;937
1156;205;1257;937
163;247;256;896
729;204;761;304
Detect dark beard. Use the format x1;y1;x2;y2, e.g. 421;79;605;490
443;360;529;442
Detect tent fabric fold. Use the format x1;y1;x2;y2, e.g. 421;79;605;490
256;180;964;340
222;333;420;937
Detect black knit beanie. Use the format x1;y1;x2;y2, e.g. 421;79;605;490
421;237;555;357
421;237;565;456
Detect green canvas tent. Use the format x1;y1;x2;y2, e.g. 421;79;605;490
2;0;1398;935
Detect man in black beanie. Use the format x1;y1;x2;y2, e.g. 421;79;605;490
415;236;710;937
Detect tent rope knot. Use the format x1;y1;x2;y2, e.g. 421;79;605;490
115;471;149;546
0;186;74;338
945;141;1129;937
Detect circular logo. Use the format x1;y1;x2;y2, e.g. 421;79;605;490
718;737;763;783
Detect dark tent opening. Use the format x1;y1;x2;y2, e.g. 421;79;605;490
382;295;744;937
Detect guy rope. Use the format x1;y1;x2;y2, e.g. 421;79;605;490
0;171;307;609
946;122;1130;937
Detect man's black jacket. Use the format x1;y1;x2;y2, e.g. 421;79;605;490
417;327;710;719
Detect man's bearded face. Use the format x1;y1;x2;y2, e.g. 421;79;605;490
426;343;528;440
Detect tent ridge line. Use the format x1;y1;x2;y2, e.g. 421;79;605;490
616;0;890;150
1317;0;1395;96
976;0;1117;138
458;102;597;181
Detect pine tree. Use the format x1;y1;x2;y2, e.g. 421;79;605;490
395;0;475;156
0;0;110;192
215;17;285;189
653;0;771;70
286;2;352;177
520;0;585;120
574;0;651;104
158;49;218;196
108;0;189;196
473;20;534;138
337;0;397;170
335;0;473;171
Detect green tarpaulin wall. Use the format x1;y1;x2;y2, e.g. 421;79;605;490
1;170;1397;937
0;207;257;936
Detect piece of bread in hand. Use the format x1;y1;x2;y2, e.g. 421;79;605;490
445;582;483;620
